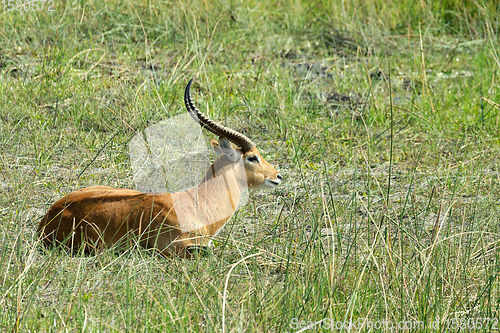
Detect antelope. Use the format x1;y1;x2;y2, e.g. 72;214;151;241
37;79;282;258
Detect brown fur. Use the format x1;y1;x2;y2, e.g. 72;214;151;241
37;140;281;258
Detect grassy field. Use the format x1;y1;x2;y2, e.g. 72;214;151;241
1;0;500;331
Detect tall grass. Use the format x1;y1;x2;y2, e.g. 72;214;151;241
1;0;499;331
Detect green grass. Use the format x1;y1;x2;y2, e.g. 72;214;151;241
1;0;500;331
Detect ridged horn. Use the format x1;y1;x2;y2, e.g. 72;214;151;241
184;79;255;152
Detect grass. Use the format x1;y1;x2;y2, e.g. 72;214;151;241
1;0;500;331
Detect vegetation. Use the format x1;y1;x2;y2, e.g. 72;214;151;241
1;0;499;331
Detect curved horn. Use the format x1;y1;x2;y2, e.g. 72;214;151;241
184;79;255;152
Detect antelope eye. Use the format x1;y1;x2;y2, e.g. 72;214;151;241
247;155;260;163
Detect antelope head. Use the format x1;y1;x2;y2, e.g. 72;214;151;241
184;79;282;191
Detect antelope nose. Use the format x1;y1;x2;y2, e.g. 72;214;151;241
276;174;282;181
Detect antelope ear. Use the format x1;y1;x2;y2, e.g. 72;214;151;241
218;137;240;162
210;139;223;155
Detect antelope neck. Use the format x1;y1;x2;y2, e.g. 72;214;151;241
170;159;247;236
